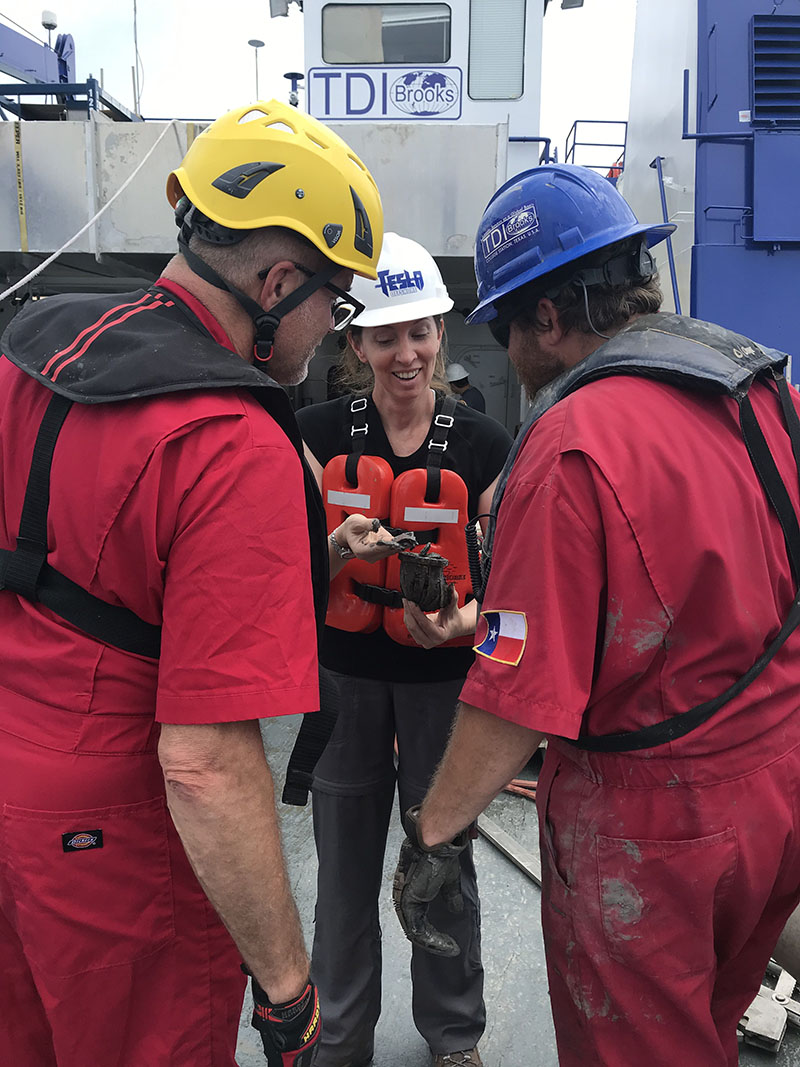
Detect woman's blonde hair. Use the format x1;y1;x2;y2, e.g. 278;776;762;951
336;317;452;397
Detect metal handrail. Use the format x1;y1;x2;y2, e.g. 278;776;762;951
0;77;141;121
682;69;753;142
508;135;554;164
565;118;628;172
649;156;682;314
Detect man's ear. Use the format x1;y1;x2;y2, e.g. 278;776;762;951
536;297;565;345
259;261;296;310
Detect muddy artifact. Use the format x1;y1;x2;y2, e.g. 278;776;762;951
398;545;451;612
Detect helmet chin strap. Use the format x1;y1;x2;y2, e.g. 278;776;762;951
177;231;341;364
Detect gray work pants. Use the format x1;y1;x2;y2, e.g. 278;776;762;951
311;669;485;1066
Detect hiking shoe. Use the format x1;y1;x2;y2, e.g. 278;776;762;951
432;1050;483;1066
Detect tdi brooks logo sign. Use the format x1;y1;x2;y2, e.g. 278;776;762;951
391;71;459;116
309;66;462;121
481;204;541;263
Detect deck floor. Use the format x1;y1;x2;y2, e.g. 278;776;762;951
234;715;800;1066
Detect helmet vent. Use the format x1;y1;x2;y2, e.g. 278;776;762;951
350;187;374;259
212;161;285;199
237;109;268;124
264;120;296;135
307;134;327;150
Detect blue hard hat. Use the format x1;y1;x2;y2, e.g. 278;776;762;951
466;164;676;325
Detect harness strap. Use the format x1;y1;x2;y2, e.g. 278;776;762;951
352;581;404;609
345;397;369;487
775;370;800;501
425;395;457;503
2;391;72;599
740;387;800;583
571;590;800;753
570;373;800;752
0;391;161;659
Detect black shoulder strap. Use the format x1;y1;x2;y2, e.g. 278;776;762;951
0;392;161;658
569;372;800;752
425;394;458;503
345;396;369;487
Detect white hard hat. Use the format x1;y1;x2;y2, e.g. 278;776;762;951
445;362;469;383
349;232;454;327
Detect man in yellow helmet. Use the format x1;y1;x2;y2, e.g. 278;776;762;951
0;101;382;1067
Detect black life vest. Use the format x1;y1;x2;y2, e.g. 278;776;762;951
480;312;800;753
0;284;329;656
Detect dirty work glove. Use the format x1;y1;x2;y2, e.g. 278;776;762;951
250;975;320;1066
392;805;468;958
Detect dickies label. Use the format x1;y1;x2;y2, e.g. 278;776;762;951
62;829;104;853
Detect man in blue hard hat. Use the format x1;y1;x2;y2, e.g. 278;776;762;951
393;163;800;1065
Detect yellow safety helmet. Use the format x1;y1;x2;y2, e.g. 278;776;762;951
167;99;382;279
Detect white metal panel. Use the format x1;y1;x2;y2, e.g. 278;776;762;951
0;118;196;255
0;125;19;249
94;121;193;253
618;0;697;314
0;116;502;262
0;115;505;273
329;121;507;257
1;122;93;253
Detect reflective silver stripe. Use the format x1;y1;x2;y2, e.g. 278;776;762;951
404;506;459;524
328;489;371;509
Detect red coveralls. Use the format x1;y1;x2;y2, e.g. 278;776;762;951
0;283;320;1067
461;374;800;1067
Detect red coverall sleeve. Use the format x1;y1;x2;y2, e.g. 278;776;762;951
459;449;608;739
155;439;319;725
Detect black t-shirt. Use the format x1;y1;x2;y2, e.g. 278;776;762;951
298;392;512;682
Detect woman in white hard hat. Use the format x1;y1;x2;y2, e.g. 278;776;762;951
297;233;512;1067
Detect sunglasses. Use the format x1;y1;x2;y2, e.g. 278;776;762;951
257;261;365;332
487;293;528;349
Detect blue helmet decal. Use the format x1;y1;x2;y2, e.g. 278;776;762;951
376;268;425;297
480;203;541;266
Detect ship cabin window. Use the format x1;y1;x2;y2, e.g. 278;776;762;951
322;4;451;64
469;0;526;99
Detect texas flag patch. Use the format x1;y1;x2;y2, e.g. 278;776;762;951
474;610;528;666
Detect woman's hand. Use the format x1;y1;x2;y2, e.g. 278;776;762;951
403;589;477;649
337;514;403;562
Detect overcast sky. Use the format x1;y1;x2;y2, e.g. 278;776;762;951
0;0;636;159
